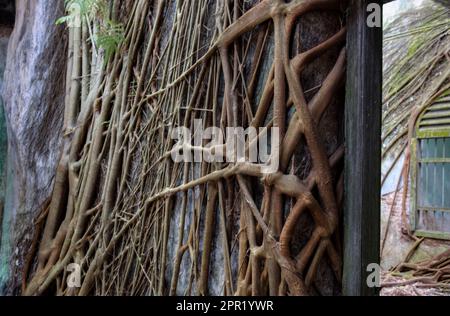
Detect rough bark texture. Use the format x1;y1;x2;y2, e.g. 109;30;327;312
0;0;66;295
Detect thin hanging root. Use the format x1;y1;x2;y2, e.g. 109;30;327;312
24;0;347;296
198;183;218;295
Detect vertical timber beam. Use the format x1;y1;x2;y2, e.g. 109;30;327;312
343;0;382;296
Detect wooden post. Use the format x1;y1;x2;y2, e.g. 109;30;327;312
343;0;382;296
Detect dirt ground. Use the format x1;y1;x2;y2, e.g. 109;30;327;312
380;191;450;296
381;272;450;296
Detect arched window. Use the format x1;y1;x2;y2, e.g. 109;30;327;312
411;95;450;240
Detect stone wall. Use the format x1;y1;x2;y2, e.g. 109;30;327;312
0;0;66;294
0;0;13;295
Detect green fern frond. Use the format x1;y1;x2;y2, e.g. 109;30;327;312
56;0;108;26
95;19;124;63
56;0;124;64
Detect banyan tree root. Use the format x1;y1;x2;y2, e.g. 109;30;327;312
23;0;347;296
382;249;450;290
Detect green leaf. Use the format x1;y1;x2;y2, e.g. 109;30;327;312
55;16;71;25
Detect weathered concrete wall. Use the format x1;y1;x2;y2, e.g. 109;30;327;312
0;0;66;294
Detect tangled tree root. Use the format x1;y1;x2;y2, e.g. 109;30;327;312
23;0;347;296
382;249;450;290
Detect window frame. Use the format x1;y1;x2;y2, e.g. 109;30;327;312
411;112;450;240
